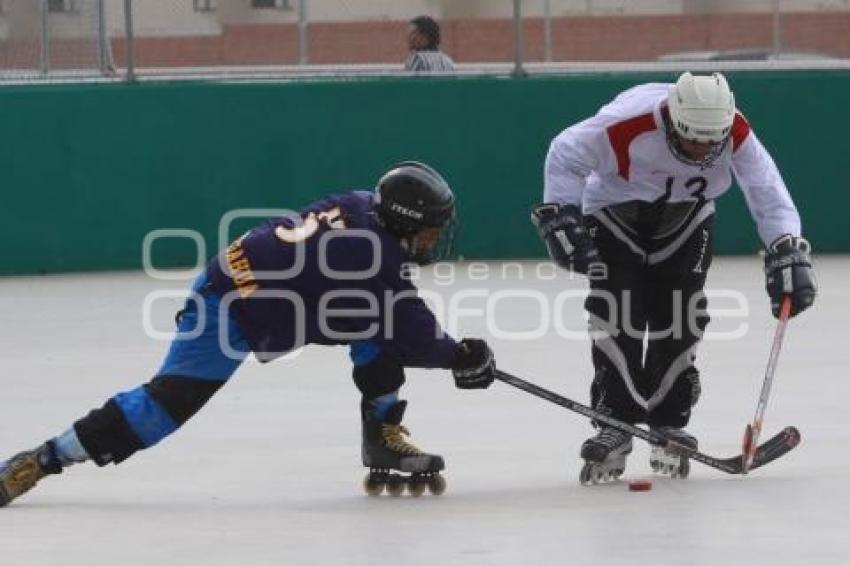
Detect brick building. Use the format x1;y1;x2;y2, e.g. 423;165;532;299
0;0;848;71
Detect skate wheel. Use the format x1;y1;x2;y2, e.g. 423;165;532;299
363;474;385;497
427;474;446;496
678;459;690;479
650;460;660;472
407;478;427;497
387;474;405;497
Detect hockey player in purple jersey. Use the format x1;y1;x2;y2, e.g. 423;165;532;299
0;162;496;504
533;72;816;483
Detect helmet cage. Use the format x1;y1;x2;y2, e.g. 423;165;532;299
664;113;729;169
405;212;457;266
374;161;457;266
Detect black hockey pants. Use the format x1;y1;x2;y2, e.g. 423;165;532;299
583;200;714;428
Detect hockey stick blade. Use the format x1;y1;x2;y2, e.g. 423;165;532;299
495;369;800;475
744;425;800;472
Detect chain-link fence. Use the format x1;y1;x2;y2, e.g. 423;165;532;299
1;0;848;81
0;0;117;80
529;0;850;64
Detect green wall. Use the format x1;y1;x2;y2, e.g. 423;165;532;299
0;71;846;275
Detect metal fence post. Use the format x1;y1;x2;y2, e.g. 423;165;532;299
512;0;526;77
40;0;49;77
772;0;782;56
543;0;552;62
298;0;309;65
96;0;110;75
124;0;136;81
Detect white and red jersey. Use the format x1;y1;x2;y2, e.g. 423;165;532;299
543;83;801;246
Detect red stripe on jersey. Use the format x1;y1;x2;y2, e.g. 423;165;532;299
732;112;751;153
606;113;657;180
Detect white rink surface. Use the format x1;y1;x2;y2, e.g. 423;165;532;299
1;257;848;566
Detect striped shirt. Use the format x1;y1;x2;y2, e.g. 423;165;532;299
404;50;456;72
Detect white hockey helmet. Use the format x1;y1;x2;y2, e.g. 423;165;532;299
667;72;735;144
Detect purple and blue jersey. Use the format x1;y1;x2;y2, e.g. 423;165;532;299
206;191;458;369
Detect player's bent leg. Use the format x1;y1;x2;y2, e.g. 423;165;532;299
582;272;647;485
75;274;249;466
583;219;650;427
74;375;227;465
350;340;405;403
0;274;250;506
642;215;713;479
350;341;444;496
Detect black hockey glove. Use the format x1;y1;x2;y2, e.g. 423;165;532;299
531;203;603;275
764;235;817;318
452;339;496;390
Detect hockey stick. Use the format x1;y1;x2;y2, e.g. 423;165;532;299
495;369;800;475
741;294;793;474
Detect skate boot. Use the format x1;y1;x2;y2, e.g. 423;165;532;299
649;426;698;479
579;427;632;485
0;442;63;507
361;400;446;497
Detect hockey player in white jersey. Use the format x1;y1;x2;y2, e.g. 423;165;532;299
532;72;816;484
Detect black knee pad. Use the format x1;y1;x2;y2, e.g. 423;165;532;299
74;399;145;466
73;375;224;467
352;353;406;400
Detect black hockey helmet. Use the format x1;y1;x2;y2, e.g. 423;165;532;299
374;161;456;265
